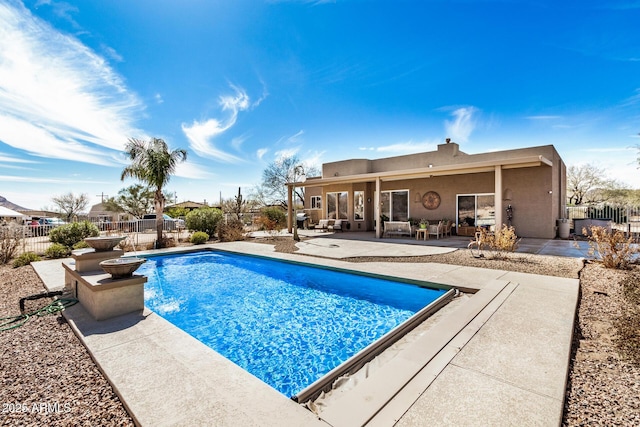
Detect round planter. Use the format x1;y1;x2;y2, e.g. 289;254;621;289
84;236;126;252
99;258;146;279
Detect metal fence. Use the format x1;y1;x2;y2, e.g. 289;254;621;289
7;221;189;257
566;205;640;237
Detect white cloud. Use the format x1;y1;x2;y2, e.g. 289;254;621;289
275;147;300;160
444;107;477;143
0;1;143;165
173;161;215;180
182;85;261;163
256;148;268;160
182;118;244;163
154;93;164;104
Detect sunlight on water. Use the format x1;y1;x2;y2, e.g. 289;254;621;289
140;251;445;397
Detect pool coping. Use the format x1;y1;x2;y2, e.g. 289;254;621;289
33;241;580;426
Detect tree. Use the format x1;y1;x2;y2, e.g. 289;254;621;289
121;137;187;247
567;164;619;205
254;155;320;208
222;187;255;221
103;184;155;219
51;192;90;222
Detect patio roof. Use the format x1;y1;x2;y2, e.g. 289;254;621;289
288;155;552;187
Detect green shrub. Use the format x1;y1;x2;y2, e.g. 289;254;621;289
13;252;42;268
218;219;245;242
49;221;100;248
45;243;70;259
72;240;91;250
258;207;286;231
185;208;223;237
190;231;209;245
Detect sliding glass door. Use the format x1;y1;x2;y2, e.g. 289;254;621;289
457;194;495;229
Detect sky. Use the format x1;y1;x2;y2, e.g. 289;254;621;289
1;0;639;211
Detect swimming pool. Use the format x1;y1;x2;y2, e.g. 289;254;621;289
140;250;448;398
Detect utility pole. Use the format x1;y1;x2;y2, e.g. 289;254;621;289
96;192;108;203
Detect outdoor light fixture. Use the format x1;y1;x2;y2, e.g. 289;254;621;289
428;164;433;168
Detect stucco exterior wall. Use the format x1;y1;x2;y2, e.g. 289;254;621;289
303;143;566;238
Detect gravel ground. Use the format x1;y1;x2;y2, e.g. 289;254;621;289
1;237;638;425
0;265;134;426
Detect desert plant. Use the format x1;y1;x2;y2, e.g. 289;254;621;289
49;221;99;248
0;224;23;264
13;252;42;268
190;231;209;245
185;207;223;237
217;219;245;242
475;225;520;259
45;243;70;259
615;272;640;365
258;207;286;231
584;226;638;269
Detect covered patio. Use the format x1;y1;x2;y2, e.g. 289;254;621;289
287;142;566;239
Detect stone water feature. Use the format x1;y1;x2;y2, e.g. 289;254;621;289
62;235;147;321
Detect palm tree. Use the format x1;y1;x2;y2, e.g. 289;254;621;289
121;138;187;248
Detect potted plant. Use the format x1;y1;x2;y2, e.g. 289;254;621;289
419;218;429;229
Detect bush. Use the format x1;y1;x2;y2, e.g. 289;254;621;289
615;272;640;365
218;219;245;242
190;231;209;245
72;240;91;250
45;243;70;259
473;225;520;259
13;252;42;268
49;221;99;248
584;226;638;269
0;224;23;264
185;208;223;237
258;207;286;231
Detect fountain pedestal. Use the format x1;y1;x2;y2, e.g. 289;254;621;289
63;243;147;321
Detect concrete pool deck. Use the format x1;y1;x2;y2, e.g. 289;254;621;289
33;237;580;426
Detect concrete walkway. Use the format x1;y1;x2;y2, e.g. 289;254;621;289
32;236;581;426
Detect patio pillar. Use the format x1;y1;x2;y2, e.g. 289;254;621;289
494;165;503;231
287;184;293;233
375;176;381;238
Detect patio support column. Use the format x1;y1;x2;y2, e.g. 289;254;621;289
494;165;503;231
287;184;293;233
375;176;381;239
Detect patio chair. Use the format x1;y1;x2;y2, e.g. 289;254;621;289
314;219;330;232
442;220;452;237
428;221;443;239
330;219;344;232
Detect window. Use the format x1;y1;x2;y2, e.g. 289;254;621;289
311;196;322;210
354;191;364;221
327;192;348;219
457;193;495;229
380;190;409;221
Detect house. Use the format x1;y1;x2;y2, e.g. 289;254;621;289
88;203;129;222
287;141;566;239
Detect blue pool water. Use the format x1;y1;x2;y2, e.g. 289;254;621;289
139;251;446;397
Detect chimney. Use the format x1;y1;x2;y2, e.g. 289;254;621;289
438;139;459;156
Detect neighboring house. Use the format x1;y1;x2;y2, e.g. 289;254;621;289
88;203;128;222
288;141;566;239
